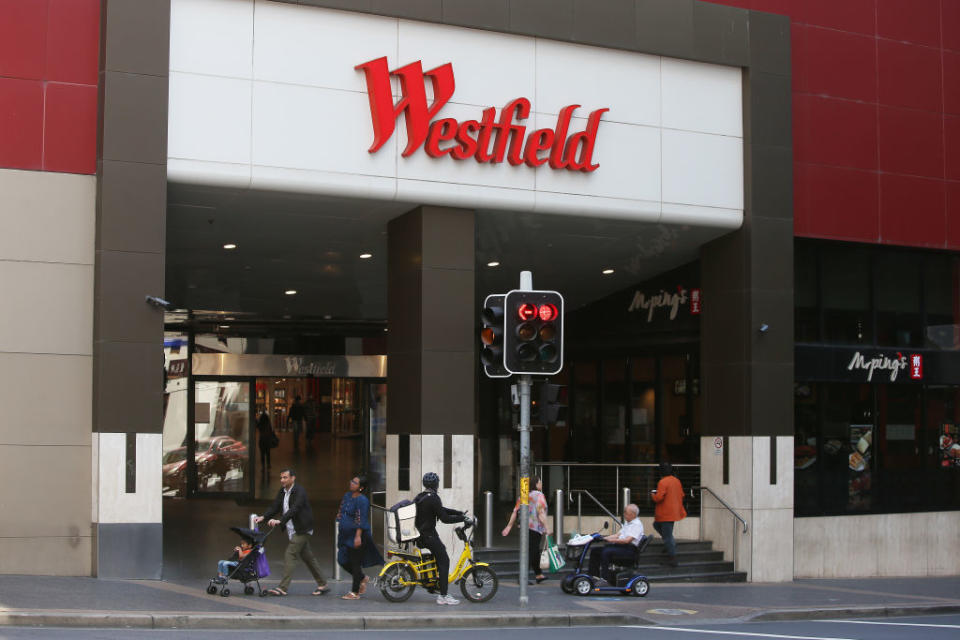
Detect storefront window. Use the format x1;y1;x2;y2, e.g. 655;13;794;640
876;252;922;348
572;362;598;462
602;359;627;462
629;357;656;462
795;242;819;342
821;245;872;345
924;255;960;350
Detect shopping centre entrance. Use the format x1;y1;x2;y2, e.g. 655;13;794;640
161;347;386;577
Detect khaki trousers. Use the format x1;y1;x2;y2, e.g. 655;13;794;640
278;532;327;591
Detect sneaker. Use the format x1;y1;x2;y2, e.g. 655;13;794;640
436;594;460;605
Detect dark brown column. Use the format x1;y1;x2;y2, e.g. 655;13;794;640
92;0;170;579
701;10;793;439
387;206;476;437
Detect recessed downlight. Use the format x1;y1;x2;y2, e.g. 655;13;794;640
223;243;237;250
487;261;500;267
360;253;373;259
602;269;615;275
285;289;297;295
323;315;332;320
219;324;230;329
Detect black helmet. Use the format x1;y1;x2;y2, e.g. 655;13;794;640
422;472;439;490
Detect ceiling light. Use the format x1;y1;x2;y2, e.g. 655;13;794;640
360;253;373;259
219;325;230;329
323;315;332;320
487;261;500;267
602;269;615;275
223;243;237;250
285;289;297;295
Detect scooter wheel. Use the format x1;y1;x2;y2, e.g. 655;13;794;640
631;579;650;597
572;576;593;596
560;575;575;594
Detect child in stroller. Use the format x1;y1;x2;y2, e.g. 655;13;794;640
206;526;272;597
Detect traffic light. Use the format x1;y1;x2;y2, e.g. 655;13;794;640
536;382;567;425
503;290;564;375
480;294;509;378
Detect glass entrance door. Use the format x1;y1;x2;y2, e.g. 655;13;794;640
191;378;253;496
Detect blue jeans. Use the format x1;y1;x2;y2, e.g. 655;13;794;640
654;521;676;556
217;560;238;577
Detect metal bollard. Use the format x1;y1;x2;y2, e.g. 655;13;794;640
333;521;340;581
483;491;494;549
249;513;258;531
554;489;564;548
622;487;631;515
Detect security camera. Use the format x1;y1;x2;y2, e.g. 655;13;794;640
145;295;173;310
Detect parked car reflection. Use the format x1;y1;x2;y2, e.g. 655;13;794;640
162;436;248;496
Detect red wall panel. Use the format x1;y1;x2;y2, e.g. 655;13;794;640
880;174;946;247
707;0;960;249
44;82;98;174
796;163;880;242
948;182;960;247
878;106;944;178
946;116;960;181
46;0;100;85
878;40;943;112
877;0;942;48
0;0;47;81
794;95;878;171
0;0;99;175
804;27;877;103
0;77;44;170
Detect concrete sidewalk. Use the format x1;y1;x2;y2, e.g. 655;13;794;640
1;574;958;629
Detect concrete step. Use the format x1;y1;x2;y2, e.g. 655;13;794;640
649;570;748;583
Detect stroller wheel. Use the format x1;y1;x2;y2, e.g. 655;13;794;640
244;585;255;596
206;584;218;595
259;590;268;597
221;588;231;597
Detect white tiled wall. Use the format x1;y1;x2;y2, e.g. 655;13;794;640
168;0;743;229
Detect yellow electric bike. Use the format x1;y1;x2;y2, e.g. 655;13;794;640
378;516;498;603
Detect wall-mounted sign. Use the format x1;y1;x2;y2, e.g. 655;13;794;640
627;285;700;323
846;351;920;382
356;57;609;172
795;346;953;384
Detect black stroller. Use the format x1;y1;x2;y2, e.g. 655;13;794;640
206;526;273;597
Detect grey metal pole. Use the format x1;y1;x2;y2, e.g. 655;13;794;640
554;489;564;548
333;521;341;581
518;373;532;607
484;491;494;548
622;487;631;516
249;513;258;530
577;492;582;535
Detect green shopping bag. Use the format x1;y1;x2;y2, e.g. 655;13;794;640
545;535;566;573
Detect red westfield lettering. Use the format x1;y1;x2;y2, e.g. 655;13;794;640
355;57;609;172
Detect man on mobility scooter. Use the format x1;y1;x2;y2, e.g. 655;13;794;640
562;504;650;597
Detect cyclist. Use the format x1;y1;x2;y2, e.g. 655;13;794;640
415;471;468;605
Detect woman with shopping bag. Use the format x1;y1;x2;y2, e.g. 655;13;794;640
501;476;550;584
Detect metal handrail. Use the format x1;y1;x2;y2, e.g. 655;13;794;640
568;489;623;533
691;485;748;571
690;486;747;534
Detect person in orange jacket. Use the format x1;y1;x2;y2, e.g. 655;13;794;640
651;461;686;567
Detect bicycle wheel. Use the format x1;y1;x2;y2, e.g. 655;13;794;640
379;564;417;603
459;566;498;603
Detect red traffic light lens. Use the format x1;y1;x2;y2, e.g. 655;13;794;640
481;327;496;346
538;304;558;322
518;303;538;321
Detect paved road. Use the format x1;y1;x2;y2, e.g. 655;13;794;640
2;614;959;638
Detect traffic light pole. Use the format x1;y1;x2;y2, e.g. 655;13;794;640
517;270;532;608
518;373;532;607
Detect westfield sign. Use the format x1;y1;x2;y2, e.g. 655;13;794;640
356;57;609;172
